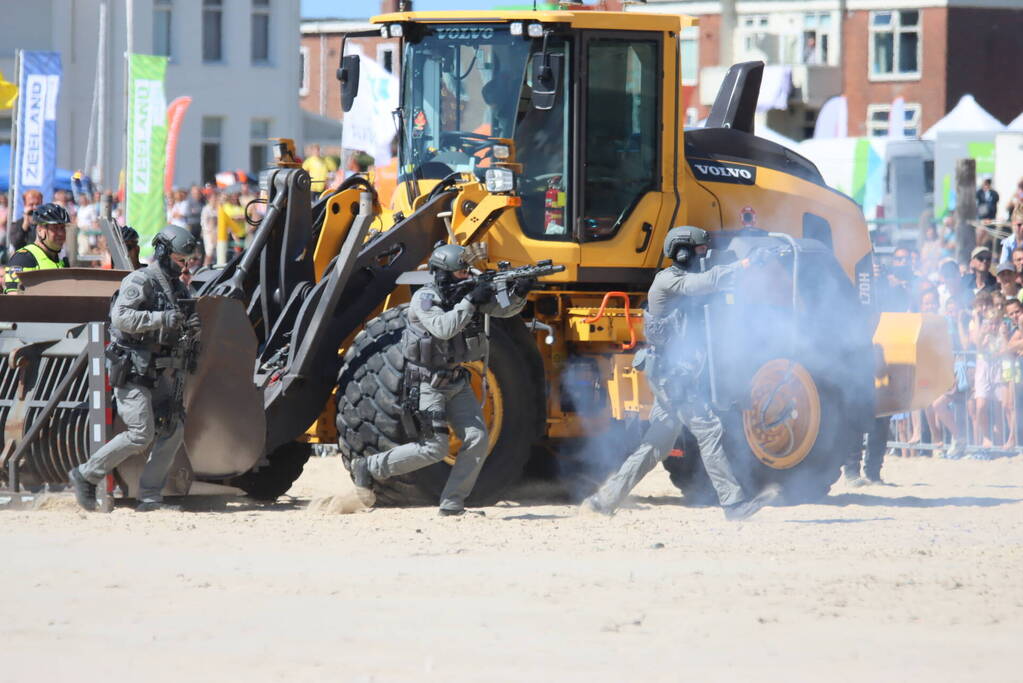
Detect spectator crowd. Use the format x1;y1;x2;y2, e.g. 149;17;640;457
878;178;1023;459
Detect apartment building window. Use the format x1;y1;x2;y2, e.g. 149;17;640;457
867;103;921;137
802;12;830;65
870;10;920;79
250;119;272;173
153;0;172;58
203;0;223;63
738;14;777;63
377;44;395;73
252;0;271;64
202;116;224;183
680;26;699;85
299;46;310;96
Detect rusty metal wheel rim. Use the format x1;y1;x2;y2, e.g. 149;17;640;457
743;359;821;470
443;362;503;466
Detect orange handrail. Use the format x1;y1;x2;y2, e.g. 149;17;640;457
583;291;640;350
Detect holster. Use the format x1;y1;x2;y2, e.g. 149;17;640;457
105;344;132;388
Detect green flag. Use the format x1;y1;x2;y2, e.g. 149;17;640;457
126;54;168;249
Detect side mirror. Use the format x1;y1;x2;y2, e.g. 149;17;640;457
530;53;562;111
338;54;361;112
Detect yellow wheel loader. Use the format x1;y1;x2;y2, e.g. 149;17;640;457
330;9;952;505
0;8;950;507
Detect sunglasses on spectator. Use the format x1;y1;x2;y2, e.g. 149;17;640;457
977;255;992;261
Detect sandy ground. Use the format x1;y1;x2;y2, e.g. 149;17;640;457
2;454;1022;683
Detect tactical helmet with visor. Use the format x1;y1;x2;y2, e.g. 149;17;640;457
152;224;199;277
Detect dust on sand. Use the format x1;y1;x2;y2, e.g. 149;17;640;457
2;455;1021;682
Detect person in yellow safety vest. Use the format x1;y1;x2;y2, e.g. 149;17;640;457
216;192;246;265
4;202;70;293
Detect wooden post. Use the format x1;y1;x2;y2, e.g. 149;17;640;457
955;158;977;265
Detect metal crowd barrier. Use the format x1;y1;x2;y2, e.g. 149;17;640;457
886;349;1023;459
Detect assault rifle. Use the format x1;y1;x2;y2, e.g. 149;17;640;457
454;259;566;307
155;298;201;437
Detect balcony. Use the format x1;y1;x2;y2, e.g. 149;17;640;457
698;63;843;111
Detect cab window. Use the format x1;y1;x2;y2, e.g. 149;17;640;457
580;36;659;241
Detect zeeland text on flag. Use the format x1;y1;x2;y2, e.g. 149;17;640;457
126;54;168;248
11;51;61;220
341;53;399;167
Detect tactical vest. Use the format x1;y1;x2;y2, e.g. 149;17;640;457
402;290;488;372
4;243;65;291
645;273;707;384
110;267;182;350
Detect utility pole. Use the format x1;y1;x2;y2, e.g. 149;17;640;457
955;158;977;264
123;0;134;219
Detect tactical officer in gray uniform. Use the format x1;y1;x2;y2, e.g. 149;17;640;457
69;225;200;512
582;226;780;520
350;243;531;515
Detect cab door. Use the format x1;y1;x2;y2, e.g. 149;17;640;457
575;30;669;282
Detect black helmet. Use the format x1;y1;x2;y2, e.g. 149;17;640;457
152;224;198;276
31;203;71;226
428;243;469;305
121;226;140;244
428;243;467;272
663;225;709;264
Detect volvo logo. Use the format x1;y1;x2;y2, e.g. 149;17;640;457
436;27;495;40
689;159;757;185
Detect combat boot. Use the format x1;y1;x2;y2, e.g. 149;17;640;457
349;456;374;490
579;495;614;516
723;484;781;521
136;501;182;512
68;467;97;512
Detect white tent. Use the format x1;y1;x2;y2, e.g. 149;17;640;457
922;94;1006;140
757;126;802;152
1008;111;1023;131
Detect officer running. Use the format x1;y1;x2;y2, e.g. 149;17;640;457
69;225;200;512
3;203;70;293
350;243;532;516
582;226;780;520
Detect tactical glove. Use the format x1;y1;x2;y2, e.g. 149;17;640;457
162;310;185;329
511;276;536;297
185;313;202;334
467;280;495;306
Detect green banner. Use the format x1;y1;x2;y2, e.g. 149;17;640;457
126;54;168;250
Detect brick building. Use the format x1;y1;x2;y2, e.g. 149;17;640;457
641;0;1023;140
299;2;402;154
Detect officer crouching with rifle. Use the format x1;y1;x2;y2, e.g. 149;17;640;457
582;226;779;520
349;244;554;516
69;225;201;512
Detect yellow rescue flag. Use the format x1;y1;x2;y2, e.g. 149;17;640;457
0;70;18;109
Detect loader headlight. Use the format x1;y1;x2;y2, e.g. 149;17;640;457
510;22;524;36
485;167;515;194
527;23;545;38
389;23;403;37
492;144;511;160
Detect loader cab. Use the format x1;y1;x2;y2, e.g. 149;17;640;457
390;17;667;260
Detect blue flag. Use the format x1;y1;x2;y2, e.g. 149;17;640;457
12;51;62;219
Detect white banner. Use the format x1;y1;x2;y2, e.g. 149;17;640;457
342;54;399;164
18;74;60;187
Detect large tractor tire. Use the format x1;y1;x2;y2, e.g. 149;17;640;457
335;305;546;507
227;441;313;501
662;248;874;505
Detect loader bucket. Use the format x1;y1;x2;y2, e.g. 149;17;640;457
183;296;266;476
